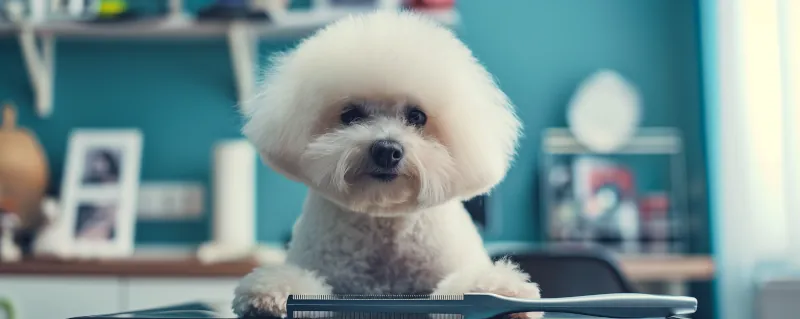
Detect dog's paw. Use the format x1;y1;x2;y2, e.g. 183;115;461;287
433;259;542;319
233;289;288;318
232;264;332;318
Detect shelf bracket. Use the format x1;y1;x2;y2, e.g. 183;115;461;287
18;25;55;118
227;21;258;113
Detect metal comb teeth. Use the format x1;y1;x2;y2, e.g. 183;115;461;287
290;312;464;319
289;295;466;319
291;294;465;300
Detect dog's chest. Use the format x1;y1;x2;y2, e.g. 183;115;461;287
296;217;451;294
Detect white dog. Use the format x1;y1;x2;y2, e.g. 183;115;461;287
233;10;541;318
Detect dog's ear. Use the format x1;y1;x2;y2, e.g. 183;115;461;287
427;54;523;200
241;52;320;184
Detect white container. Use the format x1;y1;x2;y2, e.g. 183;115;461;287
211;139;256;247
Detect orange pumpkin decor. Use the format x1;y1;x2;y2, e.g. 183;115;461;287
0;102;49;232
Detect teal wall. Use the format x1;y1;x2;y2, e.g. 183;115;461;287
0;0;707;248
698;0;719;319
1;1;714;316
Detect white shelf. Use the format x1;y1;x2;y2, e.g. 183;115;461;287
7;9;459;39
542;127;683;155
2;8;460;118
29;18;233;38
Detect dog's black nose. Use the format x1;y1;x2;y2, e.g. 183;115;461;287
370;139;404;169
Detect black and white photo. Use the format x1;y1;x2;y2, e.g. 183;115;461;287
75;201;117;241
81;147;122;185
59;129;142;258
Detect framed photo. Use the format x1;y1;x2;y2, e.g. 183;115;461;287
59;129;143;258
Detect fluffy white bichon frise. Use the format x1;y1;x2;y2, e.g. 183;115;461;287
233;9;541;318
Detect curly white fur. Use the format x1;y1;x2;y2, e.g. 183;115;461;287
234;9;540;319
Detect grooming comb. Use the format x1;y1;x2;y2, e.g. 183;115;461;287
286;293;697;319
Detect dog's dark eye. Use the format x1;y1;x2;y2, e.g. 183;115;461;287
341;106;366;125
406;107;427;127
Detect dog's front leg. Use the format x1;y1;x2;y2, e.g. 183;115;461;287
232;263;332;318
432;259;542;319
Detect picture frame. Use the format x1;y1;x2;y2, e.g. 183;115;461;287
58;129;143;258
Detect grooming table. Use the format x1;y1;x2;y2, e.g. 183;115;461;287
69;300;694;319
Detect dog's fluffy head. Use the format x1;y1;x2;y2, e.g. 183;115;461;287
242;10;521;215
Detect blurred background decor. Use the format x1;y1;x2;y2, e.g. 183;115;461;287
540;69;689;256
541;127;688;256
0;102;49;254
314;0;398;11
57;129;142;259
402;0;452;10
0;212;21;262
90;0;139;23
566;70;641;154
196;139;258;264
30;197;70;258
0;296;15;319
197;0;269;21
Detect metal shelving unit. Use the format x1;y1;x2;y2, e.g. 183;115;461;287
540;127;691;255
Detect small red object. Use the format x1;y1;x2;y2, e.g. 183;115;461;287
405;0;454;9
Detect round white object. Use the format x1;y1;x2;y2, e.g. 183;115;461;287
567;69;641;153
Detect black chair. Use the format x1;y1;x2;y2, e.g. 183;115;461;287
488;243;637;298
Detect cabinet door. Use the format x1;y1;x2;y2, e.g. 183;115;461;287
0;276;121;319
124;278;239;313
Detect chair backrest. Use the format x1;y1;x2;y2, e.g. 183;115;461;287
488;243;636;298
